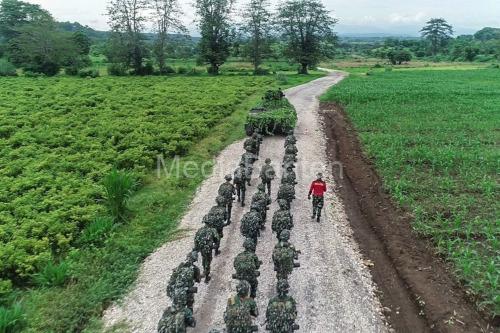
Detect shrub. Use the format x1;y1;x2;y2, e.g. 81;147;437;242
187;67;202;76
373;63;383;69
276;73;288;85
254;67;270;75
65;66;79;76
102;169;137;222
366;70;374;76
78;69;100;78
79;216;114;247
34;260;71;288
107;63;127;76
163;66;176;74
0;303;26;333
23;71;45;78
0;59;17;77
177;66;188;74
488;63;499;69
385;66;393;72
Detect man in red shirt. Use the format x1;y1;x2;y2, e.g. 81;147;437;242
308;173;327;222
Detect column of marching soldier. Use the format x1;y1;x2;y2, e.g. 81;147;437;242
157;129;301;333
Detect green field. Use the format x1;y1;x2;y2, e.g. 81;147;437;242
322;69;500;315
0;73;322;332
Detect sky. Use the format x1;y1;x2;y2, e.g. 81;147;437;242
26;0;500;36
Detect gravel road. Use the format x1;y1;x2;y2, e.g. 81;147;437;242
103;72;387;333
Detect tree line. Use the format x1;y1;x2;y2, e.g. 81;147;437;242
106;0;337;75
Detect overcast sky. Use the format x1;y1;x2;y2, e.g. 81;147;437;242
26;0;500;36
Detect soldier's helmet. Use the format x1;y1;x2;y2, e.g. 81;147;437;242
265;158;271;164
250;203;260;211
239;161;245;167
243;238;257;252
202;214;211;226
277;279;290;295
279;229;291;242
317;172;323;179
286;165;293;171
236;280;251;297
257;183;266;192
216;195;225;206
288;129;294;135
187;251;198;263
252;133;258;139
225;174;232;181
277;199;288;209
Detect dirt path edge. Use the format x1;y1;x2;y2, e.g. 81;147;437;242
320;102;498;333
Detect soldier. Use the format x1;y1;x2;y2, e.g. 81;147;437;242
266;279;299;333
157;289;196;333
167;251;201;311
242;147;258;166
194;221;220;283
224;280;259;333
281;165;297;186
282;154;297;169
260;158;276;195
255;130;264;156
272;199;293;236
308;172;327;222
240;203;263;243
219;175;236;224
233;239;262;298
277;183;295;208
272;230;300;280
234;162;248;206
204;196;227;255
251;183;271;228
284;143;298;157
284;130;297;147
244;134;258;156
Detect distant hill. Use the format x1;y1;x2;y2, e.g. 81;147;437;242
474;27;500;41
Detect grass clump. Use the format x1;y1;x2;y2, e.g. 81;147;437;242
0;303;26;333
34;261;71;288
102;169;137;222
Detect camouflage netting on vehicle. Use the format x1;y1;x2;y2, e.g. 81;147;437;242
245;92;297;136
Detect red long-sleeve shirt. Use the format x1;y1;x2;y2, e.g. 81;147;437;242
309;180;327;197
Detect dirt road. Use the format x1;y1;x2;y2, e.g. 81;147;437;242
103;72;387;332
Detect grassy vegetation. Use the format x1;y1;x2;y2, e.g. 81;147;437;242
322;68;499;316
0;72;322;332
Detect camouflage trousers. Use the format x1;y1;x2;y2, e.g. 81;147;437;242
226;202;233;224
312;196;324;218
215;228;223;253
235;183;246;206
262;180;272;195
201;249;213;277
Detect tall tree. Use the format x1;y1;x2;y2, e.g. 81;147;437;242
107;0;149;73
195;0;233;75
151;0;186;74
420;18;454;56
0;0;53;41
276;0;337;74
241;0;271;73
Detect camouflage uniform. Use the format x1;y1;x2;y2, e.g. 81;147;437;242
167;251;201;311
272;200;294;236
240;204;263;243
234;163;248;206
284;131;297;147
282;154;297;169
224;280;259;333
194;224;220;283
157;289;196;333
284;144;298;157
266;279;299;333
272;230;300;280
219;175;236;224
281;166;297;186
260;158;276;195
204;196;228;254
251;183;271;228
244;135;258;156
233;239;262;298
255;131;264;156
277;183;296;207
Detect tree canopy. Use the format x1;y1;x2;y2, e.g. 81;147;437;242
420;18;454;56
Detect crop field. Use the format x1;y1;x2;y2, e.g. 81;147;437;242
0;73;322;332
322;69;500;315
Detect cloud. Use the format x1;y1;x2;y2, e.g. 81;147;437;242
389;12;427;24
